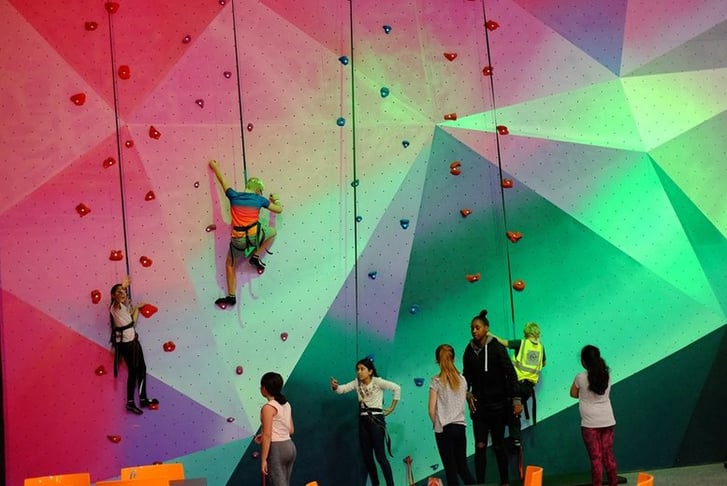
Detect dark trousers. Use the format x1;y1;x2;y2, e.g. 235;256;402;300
508;380;535;442
118;338;148;403
435;423;476;485
359;414;394;486
471;401;509;485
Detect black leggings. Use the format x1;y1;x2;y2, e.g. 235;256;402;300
435;423;475;485
359;414;394;486
118;338;148;402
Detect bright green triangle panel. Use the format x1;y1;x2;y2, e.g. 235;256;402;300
650;109;727;239
622;68;727;151
652;161;727;316
443;79;645;150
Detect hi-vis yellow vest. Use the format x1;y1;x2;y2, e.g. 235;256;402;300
514;339;544;383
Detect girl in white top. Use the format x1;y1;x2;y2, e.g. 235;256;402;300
257;372;296;486
570;345;617;486
330;357;401;486
429;344;476;486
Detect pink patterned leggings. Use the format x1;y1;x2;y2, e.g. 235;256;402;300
581;426;618;486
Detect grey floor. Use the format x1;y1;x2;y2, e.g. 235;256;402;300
618;462;725;485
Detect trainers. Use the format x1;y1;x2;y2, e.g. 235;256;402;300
215;296;236;309
126;402;143;415
140;398;159;408
249;255;266;274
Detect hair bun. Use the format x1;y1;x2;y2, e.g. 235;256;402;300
479;309;488;318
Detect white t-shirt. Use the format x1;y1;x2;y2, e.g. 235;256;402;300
265;400;292;442
429;374;468;433
110;303;136;343
574;371;616;428
335;377;401;411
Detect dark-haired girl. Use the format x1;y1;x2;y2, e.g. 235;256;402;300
330;358;401;486
258;372;296;486
462;310;520;486
570;345;617;486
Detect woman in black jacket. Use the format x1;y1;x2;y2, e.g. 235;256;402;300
462;309;521;486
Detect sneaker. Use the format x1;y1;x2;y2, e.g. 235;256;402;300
215;296;236;309
140;398;159;408
249;255;266;274
126;402;143;415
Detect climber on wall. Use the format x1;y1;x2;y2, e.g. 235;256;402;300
209;159;283;309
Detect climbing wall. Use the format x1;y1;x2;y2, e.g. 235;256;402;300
1;0;726;485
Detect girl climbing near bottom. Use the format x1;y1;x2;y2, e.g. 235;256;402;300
330;357;401;486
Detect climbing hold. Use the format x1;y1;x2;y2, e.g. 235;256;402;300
226;417;235;423
144;191;156;201
355;215;363;223
402;140;410;148
139;256;152;268
506;231;522;243
252;451;260;459
91;290;102;304
246;123;253;132
70;93;86;106
236;366;244;375
501;179;513;188
383;25;392;34
194;181;200;188
336;117;346;126
443;52;457;61
149;126;161;139
195;99;204;108
350;179;359;187
223;71;232;78
162;341;176;352
107;435;121;443
124;140;134;148
512;280;526;291
338;55;349;65
109;250;123;261
450;165;461;176
414;378;425;387
205;224;217;232
482;66;493;76
409;304;420;314
486;20;500;31
399;219;410;229
118;65;130;80
466;273;481;283
380;87;390;98
102;157;116;169
443;113;457;121
76;203;91;217
95;365;107;376
140;305;158;319
280;332;288;342
104;2;119;14
368;271;377;280
85;21;98;31
496;125;509;135
460;208;472;217
182;34;191;44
